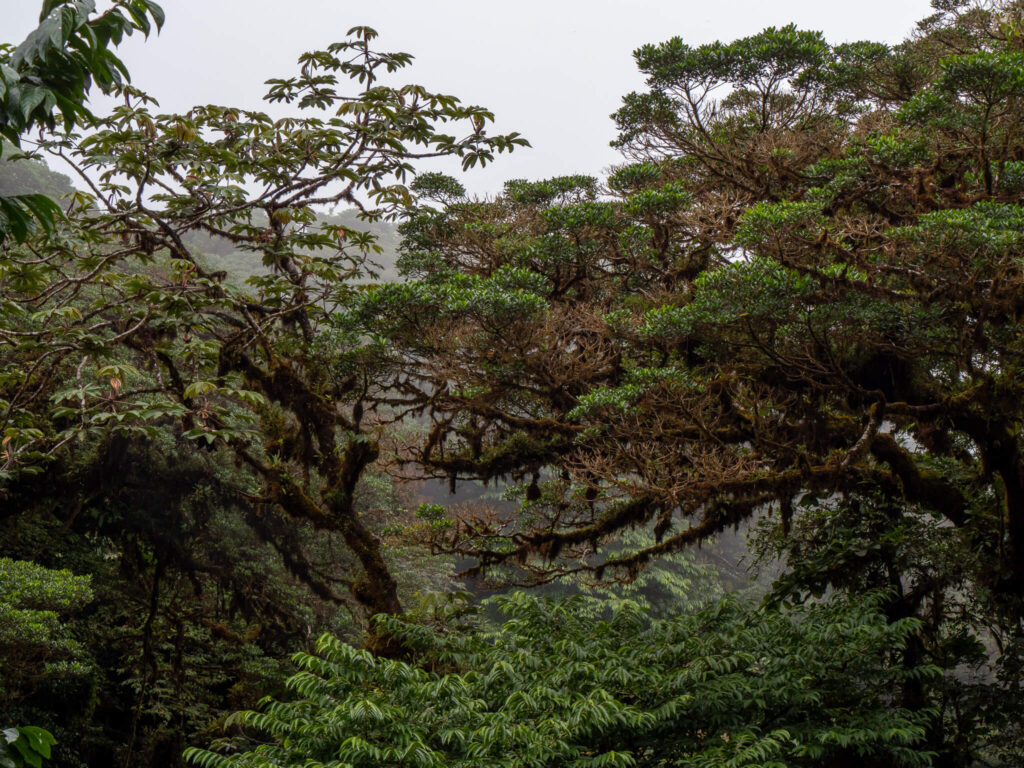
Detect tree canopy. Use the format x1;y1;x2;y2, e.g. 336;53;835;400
343;5;1024;603
1;22;526;642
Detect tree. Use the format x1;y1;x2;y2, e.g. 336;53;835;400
332;3;1024;760
337;0;1024;614
0;0;164;243
1;14;529;762
184;590;936;768
1;22;526;652
1;2;531;759
0;558;91;768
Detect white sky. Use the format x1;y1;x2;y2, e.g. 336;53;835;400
5;0;933;195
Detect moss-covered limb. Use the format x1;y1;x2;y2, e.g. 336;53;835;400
501;457;906;582
421;430;576;482
323;436;404;621
519;493;661;555
236;443;403;624
973;431;1024;591
427;493;657;580
446;473;804;581
420;395;891;579
236;452;334;530
219;344;352;467
443;401;585;437
243;506;353;607
920;386;1024;588
869;433;969;526
217;339;399;618
218;336;401;616
589;497;774;581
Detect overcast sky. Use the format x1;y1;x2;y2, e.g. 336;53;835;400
5;0;933;195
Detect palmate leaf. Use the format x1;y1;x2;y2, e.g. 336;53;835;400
0;727;55;768
0;189;64;242
1;1;164;243
0;197;35;241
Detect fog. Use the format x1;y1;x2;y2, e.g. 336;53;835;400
4;0;932;194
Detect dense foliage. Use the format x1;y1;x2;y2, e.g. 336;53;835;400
4;1;1024;766
1;17;526;634
330;2;1024;760
1;3;520;763
0;557;92;713
354;5;1024;597
185;591;937;768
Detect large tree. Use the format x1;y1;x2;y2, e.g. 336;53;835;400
0;21;525;643
344;0;1024;600
329;3;1024;760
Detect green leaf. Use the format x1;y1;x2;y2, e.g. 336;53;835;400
183;381;218;399
18;87;47;123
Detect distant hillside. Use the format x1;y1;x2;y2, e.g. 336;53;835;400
322;209;402;282
0;149;401;284
187;209;401;286
0;144;76;199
